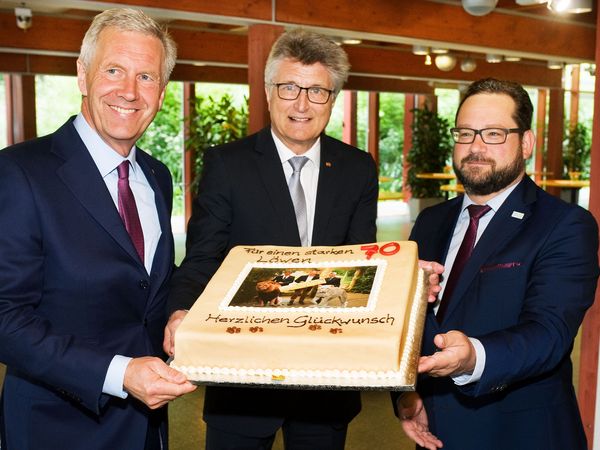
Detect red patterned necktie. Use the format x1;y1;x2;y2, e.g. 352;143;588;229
117;161;144;263
437;204;491;322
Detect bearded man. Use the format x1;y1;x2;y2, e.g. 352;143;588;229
394;78;599;450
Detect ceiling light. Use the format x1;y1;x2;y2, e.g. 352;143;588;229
486;54;503;63
461;0;498;16
425;54;432;66
435;54;457;71
547;0;592;13
412;45;429;56
460;57;477;72
504;55;522;62
342;38;362;45
547;60;564;69
431;48;449;54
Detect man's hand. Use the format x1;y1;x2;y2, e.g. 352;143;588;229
163;309;188;357
418;330;476;377
419;260;444;303
123;357;196;409
398;392;443;450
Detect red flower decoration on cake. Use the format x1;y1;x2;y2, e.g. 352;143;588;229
226;327;241;334
249;327;264;333
329;328;343;334
308;324;322;331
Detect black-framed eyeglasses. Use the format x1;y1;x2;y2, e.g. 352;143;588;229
271;83;334;104
450;127;523;145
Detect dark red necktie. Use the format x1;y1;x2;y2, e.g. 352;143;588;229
437;204;491;322
117;161;144;263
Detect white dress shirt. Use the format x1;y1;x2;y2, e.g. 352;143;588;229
74;113;161;398
271;130;321;246
440;181;520;385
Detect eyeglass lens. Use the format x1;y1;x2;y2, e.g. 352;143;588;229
276;84;331;104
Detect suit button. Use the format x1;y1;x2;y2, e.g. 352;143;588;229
139;280;149;289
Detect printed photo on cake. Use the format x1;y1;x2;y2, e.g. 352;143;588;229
226;266;378;308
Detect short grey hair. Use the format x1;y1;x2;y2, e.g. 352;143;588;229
79;8;177;86
264;29;350;95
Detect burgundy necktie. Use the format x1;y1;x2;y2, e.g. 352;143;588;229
437;204;491;322
117;161;144;263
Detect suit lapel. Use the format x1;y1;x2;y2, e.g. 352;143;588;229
53;120;146;267
441;178;535;323
137;151;172;285
312;135;342;245
253;128;302;244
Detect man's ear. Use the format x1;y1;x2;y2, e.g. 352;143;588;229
76;59;88;96
521;129;535;160
264;85;272;112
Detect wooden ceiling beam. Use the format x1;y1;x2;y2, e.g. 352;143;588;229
345;77;434;94
344;46;563;89
0;7;569;89
81;0;272;21
276;0;595;62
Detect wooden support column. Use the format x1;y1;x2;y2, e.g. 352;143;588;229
342;90;357;146
535;89;547;184
367;91;379;171
402;94;417;202
248;24;284;134
570;65;581;129
183;82;196;228
546;87;565;197
6;74;36;145
578;7;600;446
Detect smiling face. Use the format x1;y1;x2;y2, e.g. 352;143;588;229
77;27;166;156
265;59;335;155
453;93;535;202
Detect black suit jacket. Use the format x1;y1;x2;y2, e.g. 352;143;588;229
402;177;598;450
0;118;174;449
169;127;378;436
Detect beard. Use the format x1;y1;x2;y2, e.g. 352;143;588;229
454;147;525;196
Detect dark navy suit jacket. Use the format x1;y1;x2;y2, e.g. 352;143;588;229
0;118;174;449
405;176;598;450
169;126;378;437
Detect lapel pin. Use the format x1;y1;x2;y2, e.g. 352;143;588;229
511;211;524;219
325;161;332;167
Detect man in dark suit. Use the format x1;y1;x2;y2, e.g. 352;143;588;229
0;9;195;449
396;78;599;450
272;270;295;286
289;269;321;304
164;29;378;449
323;271;342;287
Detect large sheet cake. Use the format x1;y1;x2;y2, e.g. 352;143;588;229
171;241;427;390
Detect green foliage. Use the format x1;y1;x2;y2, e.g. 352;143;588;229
563;122;591;178
137;83;184;214
186;93;248;192
326;91;405;192
346;266;377;294
379;93;405;192
35;75;81;137
406;106;453;198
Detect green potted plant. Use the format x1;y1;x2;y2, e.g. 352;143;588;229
186;93;248;192
563;122;591;180
406;105;453;219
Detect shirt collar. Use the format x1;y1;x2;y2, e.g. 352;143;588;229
271;129;321;168
461;179;520;213
73;113;138;178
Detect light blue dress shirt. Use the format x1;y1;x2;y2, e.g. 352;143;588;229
73;114;161;398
